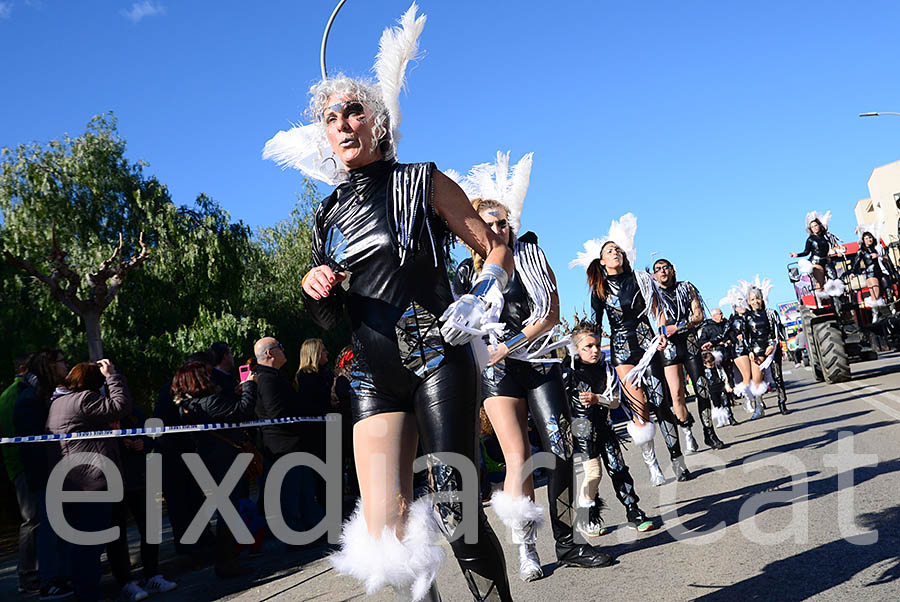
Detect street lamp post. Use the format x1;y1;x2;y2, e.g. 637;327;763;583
859;112;900;117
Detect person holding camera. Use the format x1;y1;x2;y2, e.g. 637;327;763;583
45;358;132;602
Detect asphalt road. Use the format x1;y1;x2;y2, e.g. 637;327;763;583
3;353;899;601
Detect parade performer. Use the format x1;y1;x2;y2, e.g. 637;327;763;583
563;319;657;534
721;287;754;411
700;351;734;427
570;214;693;486
265;5;514;600
790;211;845;300
851;229;891;307
697;308;739;425
452;152;614;583
740;278;789;417
652;259;726;450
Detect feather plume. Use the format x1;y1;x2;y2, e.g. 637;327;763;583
457;151;533;232
262;123;344;185
373;2;426;153
569;213;639;270
805;210;832;233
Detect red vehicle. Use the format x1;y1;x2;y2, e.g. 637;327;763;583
786;240;900;383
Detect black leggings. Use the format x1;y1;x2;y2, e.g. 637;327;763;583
771;347;787;402
596;422;640;509
518;365;578;545
107;488;159;585
638;356;684;461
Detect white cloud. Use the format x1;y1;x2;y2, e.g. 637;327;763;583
0;2;13;19
121;1;166;24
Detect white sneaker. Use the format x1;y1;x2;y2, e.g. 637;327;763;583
120;581;149;602
143;574;177;594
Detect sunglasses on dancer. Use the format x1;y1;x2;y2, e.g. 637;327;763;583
321;100;367;124
653;264;673;273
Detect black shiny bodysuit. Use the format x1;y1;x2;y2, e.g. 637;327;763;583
796;234;837;279
590;270;684;460
747;308;787;404
590;271;655;367
303;159;512;602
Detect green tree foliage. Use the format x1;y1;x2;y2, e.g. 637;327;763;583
0;114;334;410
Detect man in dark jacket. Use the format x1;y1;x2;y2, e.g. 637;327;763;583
253;337;324;534
209;342;238;398
13;349;73;599
0;352;39;593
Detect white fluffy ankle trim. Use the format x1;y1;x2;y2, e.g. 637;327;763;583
491;491;545;530
627;420;656;446
750;381;768;396
734;383;748;398
824;279;845;296
712;350;723;365
711;406;730;427
330;498;445;602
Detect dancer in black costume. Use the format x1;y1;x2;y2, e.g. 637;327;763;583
570;214;692;486
851;231;892;307
652;259;726;450
454;190;614;583
790;211;845;301
266;7;515;600
563;320;656;534
721;287;754;413
744;282;789;416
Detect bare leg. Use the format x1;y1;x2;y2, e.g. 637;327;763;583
483;396;533;499
811;265;825;292
614;364;649;423
352;412;418;537
734;355;752;389
867;277;881;300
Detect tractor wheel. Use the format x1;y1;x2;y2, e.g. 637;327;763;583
812;320;851;383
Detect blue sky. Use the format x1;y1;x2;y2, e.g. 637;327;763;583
3;1;900;321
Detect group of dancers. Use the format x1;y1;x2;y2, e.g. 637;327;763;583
263;4;793;601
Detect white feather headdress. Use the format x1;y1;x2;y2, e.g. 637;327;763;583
454;151;533;233
737;275;774;305
805;210;832;233
856;222;882;242
263;3;426;185
719;285;748;310
569;213;638;270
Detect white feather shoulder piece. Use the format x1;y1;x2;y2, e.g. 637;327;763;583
262;123;345;186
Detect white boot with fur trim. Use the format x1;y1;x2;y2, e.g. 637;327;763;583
491;491;545;582
330;498;445;602
628;421;665;486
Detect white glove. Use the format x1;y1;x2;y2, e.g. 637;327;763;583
440;278;506;346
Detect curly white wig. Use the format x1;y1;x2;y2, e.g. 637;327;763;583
308;75;394;161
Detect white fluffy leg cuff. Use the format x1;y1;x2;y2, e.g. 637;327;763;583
711;406;730;427
824;279;845;297
734;383;748;398
626;420;657;446
491;491;545;530
750;381;769;396
712;350;723;365
330;498;445;602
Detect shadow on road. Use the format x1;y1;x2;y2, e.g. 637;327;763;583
689;505;900;600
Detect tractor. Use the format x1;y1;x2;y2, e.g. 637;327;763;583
786;240;900;383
